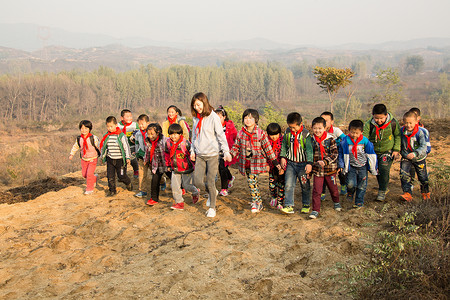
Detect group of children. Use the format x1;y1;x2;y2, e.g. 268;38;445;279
70;93;432;219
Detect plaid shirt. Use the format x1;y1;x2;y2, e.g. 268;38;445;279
312;133;338;177
267;134;283;171
144;135;168;174
230;126;277;175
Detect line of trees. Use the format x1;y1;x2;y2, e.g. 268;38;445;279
0;62;295;122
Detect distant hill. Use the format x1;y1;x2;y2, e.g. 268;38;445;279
1;23;450;52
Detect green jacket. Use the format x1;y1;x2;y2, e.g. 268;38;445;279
100;132;129;165
363;112;401;154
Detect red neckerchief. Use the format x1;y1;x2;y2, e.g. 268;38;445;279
169;135;184;158
348;134;363;159
168;116;177;125
242;126;256;150
121;122;132;134
406;124;419;151
100;127;121;149
81;133;93;156
149;136;160;163
291;125;303;155
328;126;334;134
314;132;327;160
195;113;203;137
140;129;146;140
269;136;281;153
374;119;392;141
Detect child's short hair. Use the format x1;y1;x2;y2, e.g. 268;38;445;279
106;116;117;124
242;109;259;124
320;111;334;120
287;112;302;125
266;123;281;135
403;111;418;120
146;123;163;135
168;123;183;135
79;120;93;131
167;105;182;116
372;104;387;115
214;105;229;121
348;119;364;131
312;117;326;127
409;107;421;116
137;114;150;122
191;92;213;117
121;109;132;117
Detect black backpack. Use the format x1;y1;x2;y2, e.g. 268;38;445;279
77;135;101;157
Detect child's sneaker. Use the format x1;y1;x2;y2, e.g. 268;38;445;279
280;206;294;214
219;189;228;196
133;170;139;179
320;193;326;201
126;183;133;191
300;204;310;214
400;192;413;202
106;190;117;197
251;202;259;213
277;204;283;210
309;211;319;219
421;192;431;200
376;190;387;201
228;176;235;189
146;198;158;206
192;189;200;204
84;190;93;195
182;189;186;196
352;204;363;210
269;198;277;208
134;191;147;198
340;185;347;195
206;208;216;218
334;202;342;211
171;202;184;210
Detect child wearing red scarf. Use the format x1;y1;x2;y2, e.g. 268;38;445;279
118;109;139;178
215;106;238;197
162;105;190;140
230;109;282;213
309;117;341;219
338;120;377;209
266;123;285;210
164;123;199;210
131;114;150;199
69;120;100;195
143;123;169;206
399;111;430;201
363;104;401;201
100;116;132;197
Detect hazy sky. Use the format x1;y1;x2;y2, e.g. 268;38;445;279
1;0;449;45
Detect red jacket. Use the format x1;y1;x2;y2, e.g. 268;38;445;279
164;138;194;174
223;120;238;167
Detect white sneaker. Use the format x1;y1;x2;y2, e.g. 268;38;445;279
84;190;93;195
206;208;216;218
206;189;218;207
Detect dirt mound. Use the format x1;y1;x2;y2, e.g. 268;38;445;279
0;177;84;204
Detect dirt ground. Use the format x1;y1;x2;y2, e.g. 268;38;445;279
0;120;448;299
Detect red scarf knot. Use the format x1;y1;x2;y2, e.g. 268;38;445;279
291;125;304;155
122;122;133;134
169;135;184;158
168;116;177;125
81;133;93;156
100;127;121;149
314;132;327;160
406;124;419;151
328;126;334;134
149;136;160;163
348;134;363;159
139;129;147;140
374;120;392;141
195;113;203;137
242;127;257;150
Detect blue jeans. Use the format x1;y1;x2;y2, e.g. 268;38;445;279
284;161;311;207
347;166;368;206
400;159;429;193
